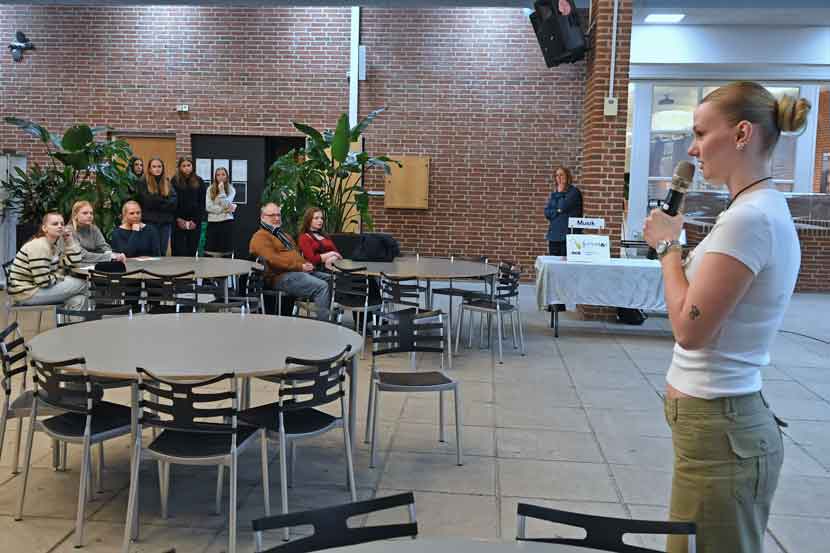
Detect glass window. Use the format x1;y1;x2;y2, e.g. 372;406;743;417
645;83;801;204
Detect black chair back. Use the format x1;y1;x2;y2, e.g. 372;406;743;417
89;269;144;306
0;322;27;397
331;266;369;308
379;273;421;312
142;270;198;313
56;305;133;327
279;346;352;412
136;368;239;435
493;264;521;301
516;503;696;553
371;310;445;357
252;492;417;553
29;357;97;414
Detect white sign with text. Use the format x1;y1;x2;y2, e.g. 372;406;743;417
566;234;611;262
568;217;605;230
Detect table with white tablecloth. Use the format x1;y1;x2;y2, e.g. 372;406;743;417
535;256;666;337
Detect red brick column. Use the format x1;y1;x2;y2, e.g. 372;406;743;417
577;0;633;321
814;90;829;193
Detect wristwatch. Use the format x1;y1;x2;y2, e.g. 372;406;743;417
656;239;682;259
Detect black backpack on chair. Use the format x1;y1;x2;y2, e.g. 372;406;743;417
352;233;400;262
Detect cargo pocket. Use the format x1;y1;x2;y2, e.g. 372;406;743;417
727;423;783;504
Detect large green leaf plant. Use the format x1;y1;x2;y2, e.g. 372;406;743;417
262;108;399;236
1;117;135;237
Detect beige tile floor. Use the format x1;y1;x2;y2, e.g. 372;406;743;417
1;288;828;552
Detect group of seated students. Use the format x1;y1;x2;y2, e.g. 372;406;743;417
6;193;344;321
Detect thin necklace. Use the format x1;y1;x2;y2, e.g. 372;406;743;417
726;176;772;210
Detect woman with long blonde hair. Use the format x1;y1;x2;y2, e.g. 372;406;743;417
68;200;126;263
204;166;236;253
136;156;177;255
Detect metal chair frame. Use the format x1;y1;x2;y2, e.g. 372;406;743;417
368;311;462;467
516;502;697;553
18;356;132;548
330;266;381;358
122;368;268;553
252;492;417;553
0;322;65;475
141;270;199;313
241;346;356;541
455;263;525;363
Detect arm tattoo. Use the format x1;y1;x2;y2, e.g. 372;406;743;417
689;305;701;320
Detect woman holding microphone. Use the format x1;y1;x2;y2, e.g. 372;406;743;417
644;81;810;553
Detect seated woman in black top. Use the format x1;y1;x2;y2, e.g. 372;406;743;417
110;201;161;258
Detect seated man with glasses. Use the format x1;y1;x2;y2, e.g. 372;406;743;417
249;202;331;320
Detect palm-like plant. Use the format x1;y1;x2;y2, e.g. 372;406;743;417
262;108;399;235
1;117;135;237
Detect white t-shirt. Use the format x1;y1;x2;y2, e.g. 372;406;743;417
667;188;800;399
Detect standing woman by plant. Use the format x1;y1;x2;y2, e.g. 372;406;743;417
205;167;237;253
128;157;144;180
137;157;177;255
7;212;88;309
171;156;207;257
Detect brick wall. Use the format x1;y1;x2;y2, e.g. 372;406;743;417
0;5;586;278
815;89;829;193
576;0;632;321
359;9;585;273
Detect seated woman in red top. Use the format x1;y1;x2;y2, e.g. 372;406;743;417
297;207;343;271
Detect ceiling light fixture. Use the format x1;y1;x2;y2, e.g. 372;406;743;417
644;14;686;24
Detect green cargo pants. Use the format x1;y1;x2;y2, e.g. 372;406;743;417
664;392;784;553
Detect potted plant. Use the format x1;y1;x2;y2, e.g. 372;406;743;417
1;117;135;247
262;108;399;236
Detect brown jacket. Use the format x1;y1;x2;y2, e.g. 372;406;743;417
249;228;306;286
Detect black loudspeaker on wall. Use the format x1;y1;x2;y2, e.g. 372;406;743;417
529;0;587;67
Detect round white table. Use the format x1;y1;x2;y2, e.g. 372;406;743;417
75;256;258;302
27;313;363;443
335;257;497;368
335;257;497;282
323;537;593;553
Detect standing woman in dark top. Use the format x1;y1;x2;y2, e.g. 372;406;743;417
171;156;207;256
544;165;583;256
137;157;177;256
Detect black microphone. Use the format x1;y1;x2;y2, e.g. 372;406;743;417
647;161;695;259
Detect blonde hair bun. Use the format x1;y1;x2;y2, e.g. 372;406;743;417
777;95;811;133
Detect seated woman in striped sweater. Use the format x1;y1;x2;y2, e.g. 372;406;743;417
7;212;89;310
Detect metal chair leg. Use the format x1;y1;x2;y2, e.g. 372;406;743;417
365;370;376;444
369;384;381;469
342;406;357;501
496;311;504;364
454;304;464;354
438;391;445;443
454;385;463;466
15;407;38;521
260;430;271;517
215;465;224;515
511;311;519;349
96;443;105;493
74;439;92;547
278;430;289;541
121;436;141;553
159;461;170;519
517;309;526;356
0;405;8;471
288;441;295;488
12;415;23;474
229;455;238;553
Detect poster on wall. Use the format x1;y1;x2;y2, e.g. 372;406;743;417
195;158;212;182
231;159;248;204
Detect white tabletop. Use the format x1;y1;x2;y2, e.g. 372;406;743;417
323;537;594;553
535;255;666;311
27;313;363;380
335;257;498;280
77;256;257;279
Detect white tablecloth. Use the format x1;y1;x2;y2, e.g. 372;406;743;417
535;256;666;312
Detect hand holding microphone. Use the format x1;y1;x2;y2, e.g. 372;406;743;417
645;161;694;259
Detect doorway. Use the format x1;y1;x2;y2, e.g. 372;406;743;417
192;135;304;258
115;135;177;182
